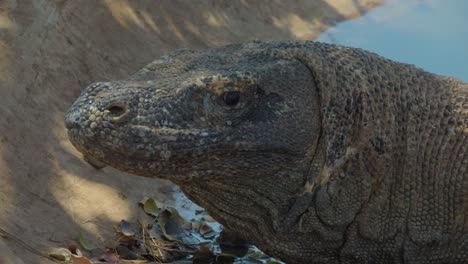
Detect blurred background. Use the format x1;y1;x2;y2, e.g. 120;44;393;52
0;0;466;263
319;0;468;81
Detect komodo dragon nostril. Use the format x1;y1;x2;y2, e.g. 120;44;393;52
64;109;81;129
105;102;128;122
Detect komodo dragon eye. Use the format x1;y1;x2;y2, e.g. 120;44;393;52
222;91;240;106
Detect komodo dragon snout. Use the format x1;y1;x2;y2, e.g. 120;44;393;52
66;41;468;264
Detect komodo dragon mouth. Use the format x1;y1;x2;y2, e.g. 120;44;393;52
65;41;468;264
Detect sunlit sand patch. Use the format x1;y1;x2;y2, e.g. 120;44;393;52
0;14;15;31
203;12;223;28
184;20;203;37
139;10;161;33
103;0;146;31
161;12;187;42
324;0;361;16
49;167;133;223
0;0;17;32
52;135;134;233
271;13;322;40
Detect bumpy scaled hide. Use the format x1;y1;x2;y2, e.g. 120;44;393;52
66;41;468;264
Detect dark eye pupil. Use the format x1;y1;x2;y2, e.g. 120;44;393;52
223;91;240;106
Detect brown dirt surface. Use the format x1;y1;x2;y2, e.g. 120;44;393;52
0;0;381;262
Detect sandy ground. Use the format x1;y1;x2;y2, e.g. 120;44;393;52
0;0;381;262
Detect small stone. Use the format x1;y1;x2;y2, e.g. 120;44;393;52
90;122;97;129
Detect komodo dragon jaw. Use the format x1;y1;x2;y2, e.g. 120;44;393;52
66;41;468;263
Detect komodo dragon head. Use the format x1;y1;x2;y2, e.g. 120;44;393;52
66;42;322;180
65;41;467;263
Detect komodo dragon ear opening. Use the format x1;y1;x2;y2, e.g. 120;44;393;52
276;46;374;191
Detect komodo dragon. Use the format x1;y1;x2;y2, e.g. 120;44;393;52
65;41;467;263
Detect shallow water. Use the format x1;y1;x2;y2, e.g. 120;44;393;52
318;0;468;81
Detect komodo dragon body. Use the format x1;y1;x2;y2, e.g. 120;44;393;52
65;41;468;263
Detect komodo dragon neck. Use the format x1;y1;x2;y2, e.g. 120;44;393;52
179;54;468;263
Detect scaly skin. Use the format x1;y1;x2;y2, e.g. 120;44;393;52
65;41;468;263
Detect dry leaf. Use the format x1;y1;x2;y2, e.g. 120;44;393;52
202;215;216;222
98;251;119;263
70;255;93;264
119;220;138;237
77;232;95;251
143;198;160;216
49;247;71;261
